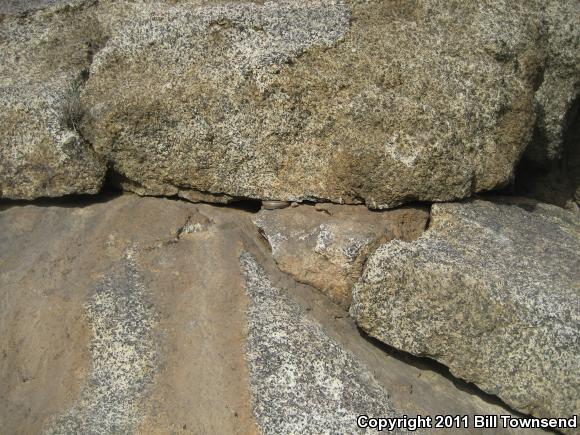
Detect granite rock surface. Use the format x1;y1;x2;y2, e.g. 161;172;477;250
241;252;405;434
1;0;578;207
0;1;107;199
253;203;427;307
351;197;580;421
0;194;540;434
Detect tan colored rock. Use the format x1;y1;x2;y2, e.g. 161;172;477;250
0;194;541;434
0;195;257;434
82;0;540;207
0;2;107;199
2;0;578;206
253;203;428;307
351;197;580;423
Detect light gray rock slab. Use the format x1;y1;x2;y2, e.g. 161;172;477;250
241;251;406;434
351;198;580;421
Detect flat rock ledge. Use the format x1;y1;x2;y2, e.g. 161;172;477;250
1;195;545;434
351;197;580;422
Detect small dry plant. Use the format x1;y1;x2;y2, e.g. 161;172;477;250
59;79;84;132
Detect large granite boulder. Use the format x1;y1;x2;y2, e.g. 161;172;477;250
0;194;539;434
253;203;427;307
1;0;578;207
351;198;580;420
79;0;540;207
0;1;106;199
525;0;580;166
512;1;580;212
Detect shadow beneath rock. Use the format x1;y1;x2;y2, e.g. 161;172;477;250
218;198;262;213
356;327;558;432
0;191;123;211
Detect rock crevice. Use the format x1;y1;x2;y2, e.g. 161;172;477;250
350;198;580;422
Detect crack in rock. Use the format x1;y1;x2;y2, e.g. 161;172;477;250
240;251;407;434
44;255;158;435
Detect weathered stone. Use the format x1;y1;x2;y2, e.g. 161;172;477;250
0;195;258;434
1;0;578;206
525;0;580;165
45;257;159;434
0;3;107;199
0;0;77;15
241;252;405;434
351;198;580;421
253;203;427;307
81;0;542;207
512;1;580;212
0;194;540;434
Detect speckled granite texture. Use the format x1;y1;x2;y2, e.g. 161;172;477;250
351;197;580;421
253;203;427;307
45;256;158;434
241;251;406;435
1;0;578;206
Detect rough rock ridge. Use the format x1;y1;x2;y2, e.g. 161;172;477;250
351;198;580;421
